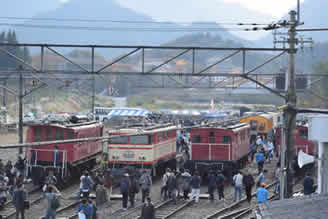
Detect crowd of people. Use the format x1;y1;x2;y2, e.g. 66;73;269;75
0;132;317;219
0;155;29;218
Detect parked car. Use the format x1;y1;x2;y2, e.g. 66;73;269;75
23;113;35;124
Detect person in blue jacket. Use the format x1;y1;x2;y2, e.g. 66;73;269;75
255;149;265;174
77;199;93;219
256;183;268;203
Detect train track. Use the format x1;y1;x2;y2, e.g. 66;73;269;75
3;166;103;218
1;186;42;219
135;199;194;219
204;182;276;219
55;199;82;219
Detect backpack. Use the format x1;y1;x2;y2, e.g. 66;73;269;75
104;175;112;188
183;178;191;191
121;179;128;193
216;175;226;187
50;195;60;210
167;175;177;189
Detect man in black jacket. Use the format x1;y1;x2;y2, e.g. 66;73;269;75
141;197;155;219
303;173;314;195
243;171;255;204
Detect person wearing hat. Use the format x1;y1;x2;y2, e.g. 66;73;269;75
256;183;268;203
120;173;131;211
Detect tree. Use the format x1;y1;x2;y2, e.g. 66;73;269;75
0;30;32;69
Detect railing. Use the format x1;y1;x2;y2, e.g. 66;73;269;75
27;148;68;178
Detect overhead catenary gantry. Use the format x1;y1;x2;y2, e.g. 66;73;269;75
0;43;297;98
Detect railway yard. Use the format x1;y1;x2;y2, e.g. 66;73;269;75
0;111;316;219
0;147;303;219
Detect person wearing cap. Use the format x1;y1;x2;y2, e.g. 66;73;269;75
256;135;263;148
120;173;130;211
256;183;268;203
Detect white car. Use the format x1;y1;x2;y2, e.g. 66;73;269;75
23;113;35;123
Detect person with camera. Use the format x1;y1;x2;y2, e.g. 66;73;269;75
13;183;26;219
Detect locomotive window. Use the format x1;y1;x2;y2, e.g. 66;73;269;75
300;129;308;139
168;131;171;138
56;129;64;140
149;135;154;144
192;136;201;143
259;123;265;131
67;131;75;139
34;127;43;142
109;136;129;144
130;135;149;144
223;136;231;144
46;129;52;141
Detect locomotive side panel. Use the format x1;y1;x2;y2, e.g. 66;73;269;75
191;128;211;160
275;125;315;156
231;126;250;161
27;123;103;166
27;126;69;164
72;124;103;164
191;128;232;161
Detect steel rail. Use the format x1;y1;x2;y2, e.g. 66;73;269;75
204;182;276;219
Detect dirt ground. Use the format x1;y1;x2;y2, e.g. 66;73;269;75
0;130;27;163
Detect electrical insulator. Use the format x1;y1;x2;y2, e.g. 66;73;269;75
31;80;37;87
65;81;71;87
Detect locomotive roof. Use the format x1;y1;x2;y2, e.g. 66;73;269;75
194;122;249;130
29;121;103;130
242;113;273;120
108;124;177;135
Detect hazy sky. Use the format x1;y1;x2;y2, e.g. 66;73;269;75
54;0;305;40
117;0;305;20
221;0;305;18
57;0;305;19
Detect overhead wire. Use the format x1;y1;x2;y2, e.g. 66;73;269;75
0;16;273;26
0;22;276;32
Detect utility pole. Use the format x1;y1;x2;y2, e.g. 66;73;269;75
91;47;95;118
280;112;287;200
285;10;298;198
18;66;24;154
3;80;7;123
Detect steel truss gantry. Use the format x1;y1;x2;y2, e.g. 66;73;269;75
0;43;291;98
